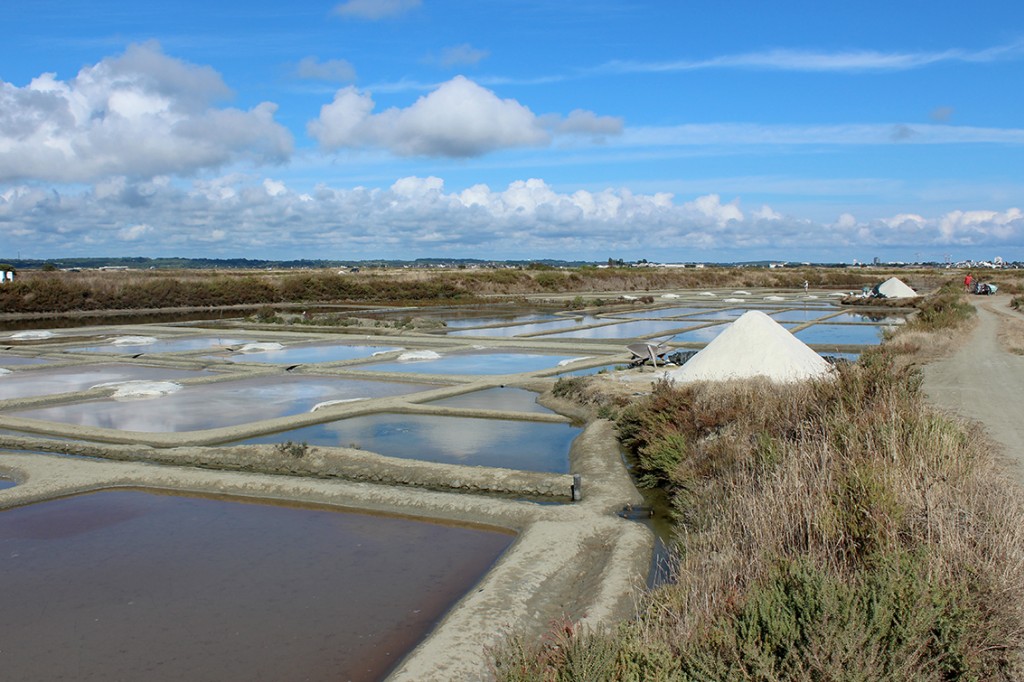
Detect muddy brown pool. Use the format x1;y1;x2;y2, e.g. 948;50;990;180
0;489;513;681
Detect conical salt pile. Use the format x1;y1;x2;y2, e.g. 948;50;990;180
875;277;918;299
665;311;833;383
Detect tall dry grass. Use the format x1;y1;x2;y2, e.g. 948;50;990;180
494;294;1024;680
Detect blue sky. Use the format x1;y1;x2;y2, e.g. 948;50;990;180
2;0;1023;263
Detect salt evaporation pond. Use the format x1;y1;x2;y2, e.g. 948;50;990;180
69;336;252;354
671;323;730;343
0;478;15;490
541;319;693;339
216;343;402;365
443;313;558;329
609;306;717;319
364;351;585;375
448;317;599;337
12;375;438;432
818;312;907;324
0;489;512;682
0;355;52;367
772;308;839;323
0;364;214;401
794;324;887;346
426;386;552;414
238;414;580;472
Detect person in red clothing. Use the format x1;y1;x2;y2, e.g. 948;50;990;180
964;273;973;292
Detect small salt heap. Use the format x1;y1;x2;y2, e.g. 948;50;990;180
665;310;833;384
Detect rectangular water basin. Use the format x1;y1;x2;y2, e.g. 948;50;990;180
237;413;580;472
363;351;588;375
670;323;730;343
68;336;253;354
216;343;402;365
11;375;438;432
443;313;559;329
609;306;719;319
818;312;908;324
447;316;600;337
425;386;552;414
0;489;512;681
542;319;692;339
795;324;887;346
0;364;214;401
0;355;52;367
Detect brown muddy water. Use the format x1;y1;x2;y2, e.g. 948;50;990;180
0;489;514;681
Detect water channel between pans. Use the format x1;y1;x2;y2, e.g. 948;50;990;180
0;489;514;682
9;375;440;432
234;413;581;473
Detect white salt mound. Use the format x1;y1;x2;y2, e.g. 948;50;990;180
398;350;441;362
0;368;10;376
10;331;54;340
764;295;785;301
723;298;745;303
93;380;182;400
732;290;751;296
312;397;366;412
876;277;918;299
661;293;680;299
111;335;157;346
238;342;284;353
558;356;591;366
700;292;716;297
665;310;833;384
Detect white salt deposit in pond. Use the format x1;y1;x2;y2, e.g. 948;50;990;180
398;350;442;361
237;342;285;353
311;397;367;412
661;294;680;299
371;349;401;356
10;331;55;340
91;380;183;400
700;292;716;297
111;336;158;346
622;295;638;300
732;290;751;296
664;310;833;384
558;357;592;366
723;298;745;303
764;295;785;301
0;368;10;376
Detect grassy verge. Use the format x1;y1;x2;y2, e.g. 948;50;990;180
493;290;1024;680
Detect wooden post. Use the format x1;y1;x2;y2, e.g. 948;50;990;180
572;473;582;501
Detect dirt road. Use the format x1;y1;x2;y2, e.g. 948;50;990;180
922;294;1024;486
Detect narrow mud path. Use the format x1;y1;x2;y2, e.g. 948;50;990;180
921;294;1024;486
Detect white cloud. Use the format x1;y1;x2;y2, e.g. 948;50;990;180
333;0;420;20
309;76;621;157
309;76;548;156
295;56;356;82
432;44;490;68
599;39;1024;75
0;42;292;183
4;175;1021;259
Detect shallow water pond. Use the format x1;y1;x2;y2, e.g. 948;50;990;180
443;313;558;329
818;312;907;324
238;414;580;472
542;319;692;339
425;387;552;414
0;478;15;490
68;336;252;354
0;355;51;367
447;316;599;337
794;323;887;346
364;351;586;375
0;489;512;682
216;343;402;365
608;306;719;319
12;375;438;432
670;323;730;343
0;364;214;401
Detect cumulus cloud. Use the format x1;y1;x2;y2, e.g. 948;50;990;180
0;42;292;183
294;56;356;82
6;174;1020;259
308;76;620;156
333;0;420;20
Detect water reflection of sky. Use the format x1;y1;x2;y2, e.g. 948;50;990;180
11;376;437;432
0;364;213;400
771;308;838;323
670;323;730;343
448;316;597;337
364;351;583;375
542;319;692;339
443;313;557;329
817;312;907;324
426;387;551;414
607;306;718;319
795;324;886;346
237;414;579;472
0;490;512;682
0;355;51;367
69;336;252;354
216;344;402;365
0;478;15;490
